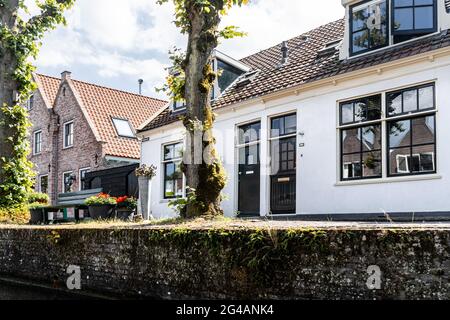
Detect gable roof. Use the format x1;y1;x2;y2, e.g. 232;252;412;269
140;18;450;132
34;73;167;159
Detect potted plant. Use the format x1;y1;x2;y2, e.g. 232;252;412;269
135;164;157;220
115;196;137;221
85;193;117;220
27;192;49;224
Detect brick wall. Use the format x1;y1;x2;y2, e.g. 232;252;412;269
28;77;103;203
0;227;448;299
28;90;53;195
52;81;102;200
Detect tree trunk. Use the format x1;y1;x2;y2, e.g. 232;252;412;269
182;2;226;218
0;1;20;188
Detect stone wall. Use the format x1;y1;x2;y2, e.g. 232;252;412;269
0;227;448;299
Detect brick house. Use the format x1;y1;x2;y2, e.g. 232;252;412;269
28;71;166;203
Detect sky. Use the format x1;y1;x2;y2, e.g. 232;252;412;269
28;0;345;100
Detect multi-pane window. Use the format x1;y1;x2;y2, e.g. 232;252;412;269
392;0;437;43
162;142;184;199
350;0;438;55
339;83;437;181
270;114;297;175
387;84;436;176
350;0;388;55
33;131;42;155
340;94;383;180
63;121;74;148
79;168;91;191
39;175;48;194
63;171;74;193
27;95;34;111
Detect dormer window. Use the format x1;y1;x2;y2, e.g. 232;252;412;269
217;59;245;94
350;0;388;55
392;0;437;43
349;0;438;57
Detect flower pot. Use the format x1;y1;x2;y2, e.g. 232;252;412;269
88;205;115;220
138;176;152;220
115;208;135;221
29;209;44;224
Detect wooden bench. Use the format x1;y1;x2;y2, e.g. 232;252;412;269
43;188;103;223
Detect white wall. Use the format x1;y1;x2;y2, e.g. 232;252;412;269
141;54;450;219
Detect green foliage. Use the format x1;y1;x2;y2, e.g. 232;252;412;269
85;193;117;206
0;0;75;209
0;104;35;207
27;191;49;204
0;205;29;224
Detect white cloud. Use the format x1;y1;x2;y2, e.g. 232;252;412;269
32;0;345;98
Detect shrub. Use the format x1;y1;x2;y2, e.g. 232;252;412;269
27;192;49;205
85;193;117;206
0;206;29;225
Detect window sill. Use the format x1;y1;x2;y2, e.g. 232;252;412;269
63;145;74;150
335;174;442;186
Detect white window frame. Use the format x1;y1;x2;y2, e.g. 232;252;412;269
27;94;35;111
79;167;91;191
161;141;185;200
112;118;136;138
63;120;74;149
39;174;49;194
33;130;42;155
62;171;74;194
337;80;438;185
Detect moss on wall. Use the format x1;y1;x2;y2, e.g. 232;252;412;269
0;227;448;299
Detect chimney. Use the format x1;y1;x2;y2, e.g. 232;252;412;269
281;41;289;65
138;79;144;95
61;71;72;81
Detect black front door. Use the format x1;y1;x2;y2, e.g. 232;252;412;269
270;114;297;214
237;122;261;216
238;144;260;215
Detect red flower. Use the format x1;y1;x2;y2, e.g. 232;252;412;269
116;196;128;204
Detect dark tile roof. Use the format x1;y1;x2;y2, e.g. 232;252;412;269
140;18;450;132
446;0;450;13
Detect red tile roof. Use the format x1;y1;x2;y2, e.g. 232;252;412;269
34;73;167;159
140;18;450;132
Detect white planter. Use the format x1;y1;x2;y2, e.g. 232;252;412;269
138;176;153;220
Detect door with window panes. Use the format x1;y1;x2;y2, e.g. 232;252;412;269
237;121;261;216
270;114;297;214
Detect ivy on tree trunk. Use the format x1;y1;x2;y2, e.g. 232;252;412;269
158;0;248;218
0;0;74;207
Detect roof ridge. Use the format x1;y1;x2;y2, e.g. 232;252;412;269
35;72;168;103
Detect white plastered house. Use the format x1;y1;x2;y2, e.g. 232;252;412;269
138;0;450;220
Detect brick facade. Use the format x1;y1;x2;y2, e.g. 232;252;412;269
28;72;165;204
29;75;103;203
